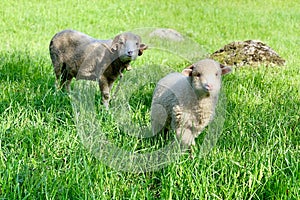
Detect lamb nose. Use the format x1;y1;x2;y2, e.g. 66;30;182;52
127;51;133;56
204;83;213;91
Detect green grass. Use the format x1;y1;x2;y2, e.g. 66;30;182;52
0;0;299;199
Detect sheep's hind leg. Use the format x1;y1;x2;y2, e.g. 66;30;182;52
60;67;68;91
59;63;74;92
53;62;62;90
55;73;61;90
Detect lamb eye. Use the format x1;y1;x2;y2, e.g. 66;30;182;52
136;42;139;46
197;73;201;77
119;41;124;45
215;73;218;76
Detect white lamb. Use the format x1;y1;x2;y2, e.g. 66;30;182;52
151;59;231;147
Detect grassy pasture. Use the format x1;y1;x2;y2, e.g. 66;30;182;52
0;0;299;199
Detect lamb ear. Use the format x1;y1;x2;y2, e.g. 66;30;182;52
138;43;148;56
111;34;121;51
220;64;232;75
182;65;194;76
111;43;118;51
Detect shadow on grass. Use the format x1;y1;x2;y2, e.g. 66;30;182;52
0;51;73;124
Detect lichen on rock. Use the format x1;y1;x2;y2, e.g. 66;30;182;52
210;40;285;67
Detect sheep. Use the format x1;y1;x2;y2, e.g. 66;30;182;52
49;29;148;108
151;59;231;148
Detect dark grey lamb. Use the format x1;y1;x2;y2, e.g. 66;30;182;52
49;29;148;108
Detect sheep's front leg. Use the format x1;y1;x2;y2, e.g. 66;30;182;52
176;127;195;147
173;105;196;147
99;76;110;109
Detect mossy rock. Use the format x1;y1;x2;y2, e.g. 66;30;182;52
149;28;184;42
210;40;285;67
